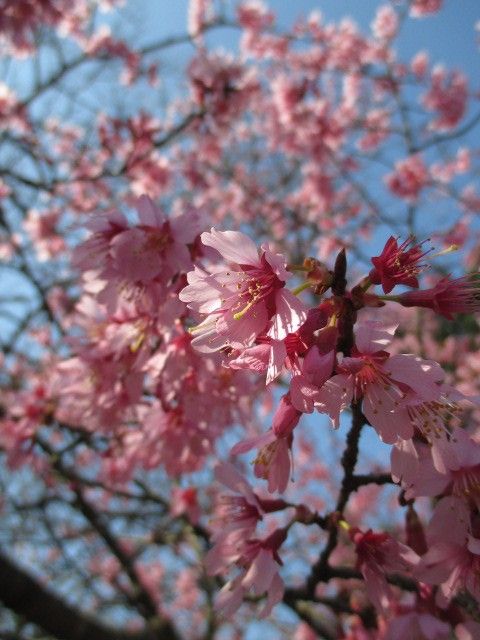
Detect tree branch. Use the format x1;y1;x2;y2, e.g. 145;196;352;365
0;550;177;640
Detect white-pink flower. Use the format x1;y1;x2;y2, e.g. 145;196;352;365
180;228;307;352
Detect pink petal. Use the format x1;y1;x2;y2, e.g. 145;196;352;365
258;572;284;618
262;244;290;281
362;562;392;612
387;355;444;401
415;543;458;584
267;439;290;493
179;266;224;313
170;208;205;243
290;375;317;413
303;346;335;388
355;321;396;354
228;344;270;373
267;340;287;385
426;496;469;546
218;303;268;347
110;228;161;282
136;195;165;226
214;462;261;510
268;289;307;340
467;535;480;555
215;579;244;617
230;431;275;456
315;375;353;428
242;548;277;594
201;228;260;266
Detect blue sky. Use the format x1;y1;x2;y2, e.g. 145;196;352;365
122;0;479;78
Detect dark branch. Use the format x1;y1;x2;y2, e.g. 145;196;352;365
0;550;176;640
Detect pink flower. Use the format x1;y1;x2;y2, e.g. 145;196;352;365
289;343;336;413
231;394;301;493
385;612;451;640
423;66;468;131
415;496;480;606
228;305;334;386
206;462;264;576
385;155;429;202
428;427;480;509
74;195;204;312
210;462;263;536
369;236;430;293
350;527;419;613
411;51;429;78
236;1;274;31
455;620;480;640
315;322;444;443
188;51;259;126
215;529;286;618
371;5;398;41
410;0;443;18
170;487;200;524
397;275;480;319
188;0;213;41
180;228;307;352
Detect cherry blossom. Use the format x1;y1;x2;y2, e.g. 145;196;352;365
369;236;430;293
1;0;480;636
385;155;429;202
316;321;445;443
180;228;307;352
415;496;480;607
349;525;419;613
214;529;286;618
397;274;480;319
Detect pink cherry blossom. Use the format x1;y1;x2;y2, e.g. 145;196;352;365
369;236;430;293
316;321;444;443
385;155;429;202
415;496;480;607
231;394;302;494
180;228;307;352
397;275;480;319
423;66;468;131
210;462;263;537
214;529;286;618
74;195;204;312
410;0;443;17
350;526;419;613
385;612;450;640
371;6;398;42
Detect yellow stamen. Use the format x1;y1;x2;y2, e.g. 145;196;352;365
431;244;460;258
130;332;145;353
338;519;351;532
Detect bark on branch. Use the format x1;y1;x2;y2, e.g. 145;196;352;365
0;550;180;640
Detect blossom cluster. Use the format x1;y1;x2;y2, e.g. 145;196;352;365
1;0;480;638
179;227;480;630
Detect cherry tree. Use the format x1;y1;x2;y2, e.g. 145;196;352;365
1;0;480;638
